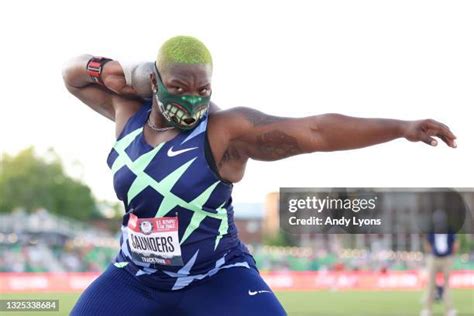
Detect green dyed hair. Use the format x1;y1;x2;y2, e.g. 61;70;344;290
156;36;213;74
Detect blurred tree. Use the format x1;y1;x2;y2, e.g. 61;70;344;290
263;230;297;247
459;233;474;253
0;147;98;220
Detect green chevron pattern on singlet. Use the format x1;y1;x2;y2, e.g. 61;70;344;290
111;127;229;249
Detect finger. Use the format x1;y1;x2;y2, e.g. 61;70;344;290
102;76;121;94
429;125;457;146
429;119;450;130
437;126;456;140
436;134;456;148
421;134;438;146
427;120;456;139
425;127;455;148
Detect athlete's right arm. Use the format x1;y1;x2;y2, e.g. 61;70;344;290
62;54;143;136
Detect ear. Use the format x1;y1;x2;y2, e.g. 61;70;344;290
150;73;158;93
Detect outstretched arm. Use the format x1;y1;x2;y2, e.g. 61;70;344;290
301;113;457;150
221;107;456;161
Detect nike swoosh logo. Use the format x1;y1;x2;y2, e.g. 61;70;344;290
167;146;198;157
248;290;272;296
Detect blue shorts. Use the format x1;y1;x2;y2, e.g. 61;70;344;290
71;264;287;316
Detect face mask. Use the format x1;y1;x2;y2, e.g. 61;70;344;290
153;64;211;130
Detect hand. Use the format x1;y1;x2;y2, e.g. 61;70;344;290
101;61;137;95
403;119;457;148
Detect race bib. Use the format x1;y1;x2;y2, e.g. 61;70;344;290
127;213;183;266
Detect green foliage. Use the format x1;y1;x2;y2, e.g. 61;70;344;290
263;231;296;247
458;233;474;253
0;147;97;221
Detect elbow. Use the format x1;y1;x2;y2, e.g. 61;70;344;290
305;113;348;152
304;132;331;153
61;61;73;86
61;60;78;88
62;54;91;88
301;116;330;153
62;66;75;89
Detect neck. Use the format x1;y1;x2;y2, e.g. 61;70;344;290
150;96;173;128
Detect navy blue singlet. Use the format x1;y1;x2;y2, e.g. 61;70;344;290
106;101;255;291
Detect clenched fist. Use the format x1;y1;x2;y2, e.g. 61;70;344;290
101;61;138;96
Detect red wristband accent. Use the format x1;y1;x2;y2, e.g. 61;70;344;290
86;57;112;84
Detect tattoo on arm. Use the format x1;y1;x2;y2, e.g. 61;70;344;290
231;107;302;161
255;130;302;160
237;107;286;126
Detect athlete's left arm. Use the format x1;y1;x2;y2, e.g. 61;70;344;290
228;107;457;161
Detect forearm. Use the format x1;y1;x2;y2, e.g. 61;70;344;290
310;114;407;152
63;55;139;95
62;54;117;120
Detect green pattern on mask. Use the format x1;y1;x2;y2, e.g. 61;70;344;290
154;63;211;130
111;127;228;247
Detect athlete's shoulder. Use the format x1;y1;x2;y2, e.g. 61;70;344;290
114;99;151;139
207;106;255;139
208;106;257;124
208;106;276;134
